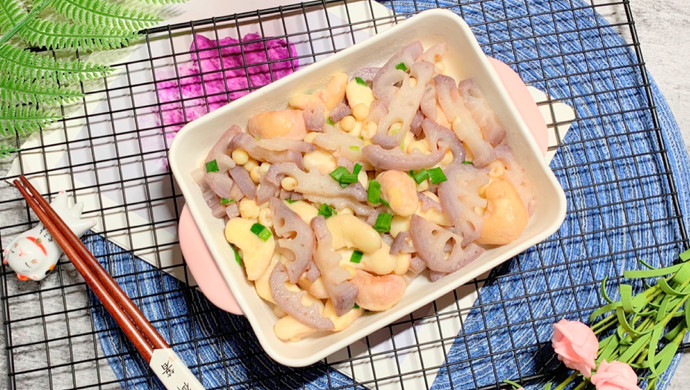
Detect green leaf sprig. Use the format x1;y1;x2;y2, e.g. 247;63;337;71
0;0;184;155
557;250;690;390
504;249;690;390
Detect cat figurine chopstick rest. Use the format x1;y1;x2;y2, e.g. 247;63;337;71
3;191;95;281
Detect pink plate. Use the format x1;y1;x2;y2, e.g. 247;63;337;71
178;58;549;315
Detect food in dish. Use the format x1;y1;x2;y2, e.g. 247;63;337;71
192;41;534;341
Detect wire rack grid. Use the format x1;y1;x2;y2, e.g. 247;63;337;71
1;0;688;389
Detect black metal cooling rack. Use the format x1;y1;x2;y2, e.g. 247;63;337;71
1;0;689;389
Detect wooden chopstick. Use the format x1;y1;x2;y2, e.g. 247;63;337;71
13;176;169;363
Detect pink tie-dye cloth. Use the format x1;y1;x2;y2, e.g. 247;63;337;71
155;33;299;138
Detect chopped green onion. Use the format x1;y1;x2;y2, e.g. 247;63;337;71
339;173;358;188
373;213;393;233
355;76;367;86
353;303;360;309
409;169;429;184
220;197;234;205
395;62;408;72
350;250;363;263
330;166;349;182
427;167;447;184
352;163;362;176
331;165;360;188
327;118;335;126
284;198;297;204
250;223;272;241
349;145;360;151
462;160;473;165
231;244;243;267
318;203;337;218
380;198;390;207
205;159;219;173
367;180;381;204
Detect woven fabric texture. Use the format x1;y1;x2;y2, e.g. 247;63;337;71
87;0;690;388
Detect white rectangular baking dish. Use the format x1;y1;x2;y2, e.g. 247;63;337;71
169;9;567;367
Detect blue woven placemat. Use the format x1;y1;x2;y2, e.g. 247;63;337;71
86;0;690;388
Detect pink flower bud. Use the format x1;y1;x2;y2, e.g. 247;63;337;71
590;360;642;390
551;319;598;377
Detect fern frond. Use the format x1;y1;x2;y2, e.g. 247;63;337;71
20;18;141;51
0;44;111;83
0;104;59;137
0;0;25;36
50;0;161;31
0;0;51;46
0;145;18;157
0;77;83;104
0;142;18;158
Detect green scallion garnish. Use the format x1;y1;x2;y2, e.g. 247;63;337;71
205;159;219;173
327;118;335;126
220;197;234;205
395;62;408;72
409;169;429;184
231;244;243;267
427;167;448;184
285;198;297;204
318;203;337;218
350;250;363;263
462;160;473;165
367;180;381;204
330;165;360;188
353;303;360;309
355;76;367;86
349;145;360;151
339;174;358;188
330;166;349;182
250;223;272;241
373;213;393;233
352;163;362;176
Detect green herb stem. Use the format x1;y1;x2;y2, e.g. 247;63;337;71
552;372;578;390
572;381;589;390
591;314;617;334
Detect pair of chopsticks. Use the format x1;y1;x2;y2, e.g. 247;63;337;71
14;176;205;390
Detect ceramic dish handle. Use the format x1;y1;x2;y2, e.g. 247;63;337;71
178;58;548;316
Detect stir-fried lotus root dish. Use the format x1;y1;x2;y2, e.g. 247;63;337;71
193;41;534;341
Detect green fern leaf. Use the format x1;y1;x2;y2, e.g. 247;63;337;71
0;142;18;157
0;77;83;104
50;0;161;31
0;140;19;158
0;104;59;137
0;0;52;46
0;44;111;82
20;18;142;51
0;0;25;36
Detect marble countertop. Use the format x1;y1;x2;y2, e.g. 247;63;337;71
0;1;688;389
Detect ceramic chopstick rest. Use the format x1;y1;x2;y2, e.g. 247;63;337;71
3;191;95;281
